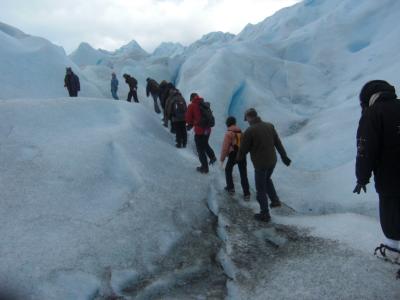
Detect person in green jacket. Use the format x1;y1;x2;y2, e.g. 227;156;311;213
237;108;291;222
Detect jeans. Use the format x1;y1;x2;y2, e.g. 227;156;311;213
111;89;119;100
152;94;161;114
174;121;187;147
225;151;250;195
127;89;139;102
254;166;279;214
194;134;216;171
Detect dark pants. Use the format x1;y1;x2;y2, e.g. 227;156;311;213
151;94;161;114
68;90;78;97
174;121;187;147
254;166;280;214
127;89;139;102
111;89;119;100
225;151;250;195
195;134;216;171
379;195;400;240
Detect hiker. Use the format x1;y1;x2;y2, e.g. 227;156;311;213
146;78;161;113
186;93;217;174
64;67;80;97
354;80;400;259
165;89;187;148
237;108;291;222
220;116;250;200
122;74;139;103
111;72;119;100
159;81;174;113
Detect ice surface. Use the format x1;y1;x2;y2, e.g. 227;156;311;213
0;98;211;298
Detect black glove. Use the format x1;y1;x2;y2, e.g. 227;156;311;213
282;156;291;166
186;124;193;131
353;183;367;194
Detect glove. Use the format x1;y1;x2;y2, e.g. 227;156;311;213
186;124;193;131
282;156;291;166
353;184;367;194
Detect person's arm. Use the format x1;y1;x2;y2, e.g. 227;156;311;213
355;110;381;191
273;126;291;166
76;76;80;91
220;131;232;162
146;83;150;97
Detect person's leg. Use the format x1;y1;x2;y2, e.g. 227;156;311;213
68;89;73;97
112;90;119;100
379;195;400;248
238;158;250;196
195;135;208;172
133;89;139;103
265;166;280;206
153;94;161;113
175;122;183;147
255;169;269;215
72;90;78;97
225;151;236;191
182;123;187;147
127;91;132;102
204;134;216;163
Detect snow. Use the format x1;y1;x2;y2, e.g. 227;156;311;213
0;98;211;298
1;0;400;297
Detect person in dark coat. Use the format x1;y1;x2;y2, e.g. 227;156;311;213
64;67;80;97
111;72;119;100
123;74;139;103
159;81;173;112
146;78;161;113
354;80;400;255
237;108;291;222
165;89;187;148
186;93;217;174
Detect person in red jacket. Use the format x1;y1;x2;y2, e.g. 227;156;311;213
186;93;217;173
220;116;250;199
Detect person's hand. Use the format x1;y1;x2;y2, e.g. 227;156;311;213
353;184;367;194
282;156;291;166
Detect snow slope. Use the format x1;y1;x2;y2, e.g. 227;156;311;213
0;98;211;299
0;22;103;100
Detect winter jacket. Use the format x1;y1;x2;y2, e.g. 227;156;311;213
146;79;159;97
125;76;137;91
238;117;288;170
64;73;80;93
356;94;400;196
185;95;211;135
165;91;187;123
220;125;242;162
111;76;118;92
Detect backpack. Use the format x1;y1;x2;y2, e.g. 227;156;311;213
232;131;242;152
173;95;187;121
198;100;215;128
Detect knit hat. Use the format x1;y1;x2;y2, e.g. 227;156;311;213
359;80;396;107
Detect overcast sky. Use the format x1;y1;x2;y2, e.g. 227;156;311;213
0;0;300;53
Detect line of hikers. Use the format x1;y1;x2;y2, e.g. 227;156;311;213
64;67;400;257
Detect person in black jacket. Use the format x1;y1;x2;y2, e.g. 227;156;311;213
354;80;400;257
64;67;80;97
123;74;139;103
146;78;161;113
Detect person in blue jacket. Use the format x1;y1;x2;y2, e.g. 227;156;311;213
111;72;119;100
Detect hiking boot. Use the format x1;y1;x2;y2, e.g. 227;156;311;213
224;187;235;195
196;167;209;174
254;213;271;223
209;157;217;165
270;200;282;208
243;194;251;201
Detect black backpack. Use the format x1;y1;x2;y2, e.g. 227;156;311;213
199;100;215;128
173;95;187;121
